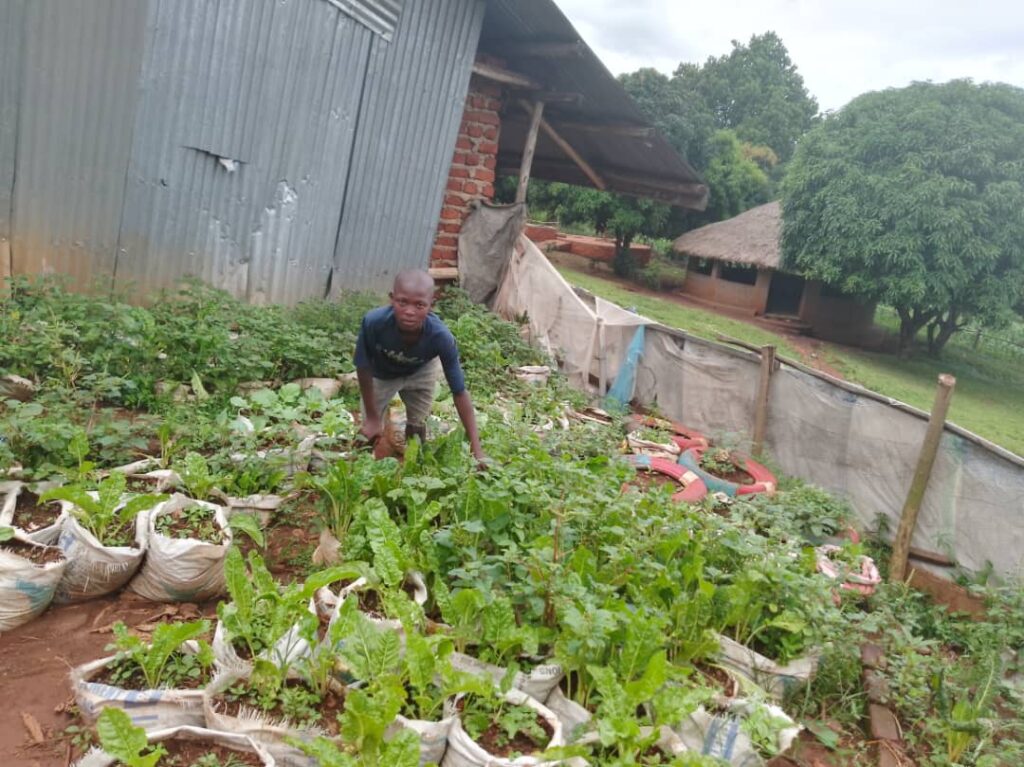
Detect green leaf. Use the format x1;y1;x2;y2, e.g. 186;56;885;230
228;512;264;548
141;619;210;688
95;708;164;767
0;526;14;542
190;372;209;400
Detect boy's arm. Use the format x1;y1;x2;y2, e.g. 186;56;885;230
453;389;486;464
356;366;382;442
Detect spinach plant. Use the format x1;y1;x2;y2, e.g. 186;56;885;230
95;708;166;767
40;473;166;546
106;619;213;690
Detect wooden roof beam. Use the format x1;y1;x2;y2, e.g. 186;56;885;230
471;61;541;89
551;120;656;138
493;40;587;58
518;99;606;190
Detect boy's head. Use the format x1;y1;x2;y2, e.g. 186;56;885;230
389;269;435;332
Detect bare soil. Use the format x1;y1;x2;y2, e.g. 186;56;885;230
150;739;264;766
630;470;681;492
213;680;344;735
701;461;756;486
0;500;318;766
12;492;62;534
0;540;65;566
457;698;553;758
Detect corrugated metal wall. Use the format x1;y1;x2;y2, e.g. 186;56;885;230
1;0;484;302
0;0;26;280
9;0;147;289
331;0;485;294
115;0;374;304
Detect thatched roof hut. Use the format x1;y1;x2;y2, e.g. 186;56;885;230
672;201;781;268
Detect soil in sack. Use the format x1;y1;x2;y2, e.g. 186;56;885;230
155;740;265;766
456;694;554;758
11;490;63;535
153;503;226;544
0;536;67;631
213;678;344;736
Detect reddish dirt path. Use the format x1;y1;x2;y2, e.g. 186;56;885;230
0;593;217;766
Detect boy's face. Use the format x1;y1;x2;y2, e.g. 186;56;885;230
389;283;433;333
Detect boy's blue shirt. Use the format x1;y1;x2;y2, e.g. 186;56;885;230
354;306;466;395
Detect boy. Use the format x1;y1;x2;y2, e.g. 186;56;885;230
354;269;486;464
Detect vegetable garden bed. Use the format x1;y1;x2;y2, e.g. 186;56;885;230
0;279;1021;767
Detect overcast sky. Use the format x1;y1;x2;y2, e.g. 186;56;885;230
554;0;1024;113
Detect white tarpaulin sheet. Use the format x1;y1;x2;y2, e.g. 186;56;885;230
472;220;1024;580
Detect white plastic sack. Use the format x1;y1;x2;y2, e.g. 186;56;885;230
74;724;277;767
714;634;819;701
70;652;206;729
129;495;232;602
222;493;286;527
0;532;67;631
293;377;342;399
625;431;681;460
672;701;801;766
54;513;147;604
390;714;455;766
442;688;564;767
514;365;551;385
542;687;591;743
0;480;65;544
315;572;430;633
449;652;564;704
229;434;317;477
203;671;319;767
212;600;316;677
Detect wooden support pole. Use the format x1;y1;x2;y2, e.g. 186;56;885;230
752;345;776;456
516;99;606;191
516;101;545;204
889;373;956;582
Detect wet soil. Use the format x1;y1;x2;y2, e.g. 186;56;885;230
0;540;65;566
630;470;681;492
91;651;211;692
12;492;62;534
148;739;264;766
457;698;553;758
214;681;344;736
153;505;225;544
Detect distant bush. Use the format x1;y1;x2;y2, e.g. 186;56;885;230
635;256;688;292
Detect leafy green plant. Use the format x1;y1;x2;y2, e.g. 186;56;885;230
39;473;166;546
106;619;213;689
699;448;739;477
175;452;222;502
0;526;13;543
95;707;166;767
227;512;265;548
153;504;223;543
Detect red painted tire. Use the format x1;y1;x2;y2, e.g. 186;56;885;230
680;446;777;497
627;415;710;451
624;454;708;503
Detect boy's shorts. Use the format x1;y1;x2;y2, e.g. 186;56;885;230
363;357;441;428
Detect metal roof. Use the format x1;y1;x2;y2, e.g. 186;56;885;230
479;0;708;210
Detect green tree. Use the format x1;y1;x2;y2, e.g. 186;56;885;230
690;32;819;163
782;80;1024;357
702;130;773;221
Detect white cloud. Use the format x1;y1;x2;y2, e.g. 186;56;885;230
554;0;1024;111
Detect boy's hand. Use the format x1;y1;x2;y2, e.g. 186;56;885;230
473;449;491;472
359;415;383;444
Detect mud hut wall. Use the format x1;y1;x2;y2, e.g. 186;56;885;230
798;280;877;345
679;263;771;316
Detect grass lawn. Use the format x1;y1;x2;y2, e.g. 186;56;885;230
557;263;1024;457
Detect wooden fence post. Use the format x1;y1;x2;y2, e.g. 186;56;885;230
752;345;776;457
889;373;956;582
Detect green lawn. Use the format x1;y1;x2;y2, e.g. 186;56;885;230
558;264;1024;457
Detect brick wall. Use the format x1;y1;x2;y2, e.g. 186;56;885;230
431;75;502;269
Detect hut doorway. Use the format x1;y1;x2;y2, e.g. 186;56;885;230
766;272;805;316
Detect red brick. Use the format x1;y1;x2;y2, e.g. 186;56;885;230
482;125;498;141
436;234;458;248
430;247;452;263
444;194;466;206
440;222;462;233
483;155;497;170
463;181;479;195
450;167;470;178
868;704;901;742
452;151;468;165
462;153;481;167
480;183;494;198
440;207;462;221
473;168;496;182
484;97;502;111
466;123;484;138
446;178;464;192
464;109;500;126
455;137;472;150
477;141;499;155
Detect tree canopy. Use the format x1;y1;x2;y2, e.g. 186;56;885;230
781;80;1024;356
